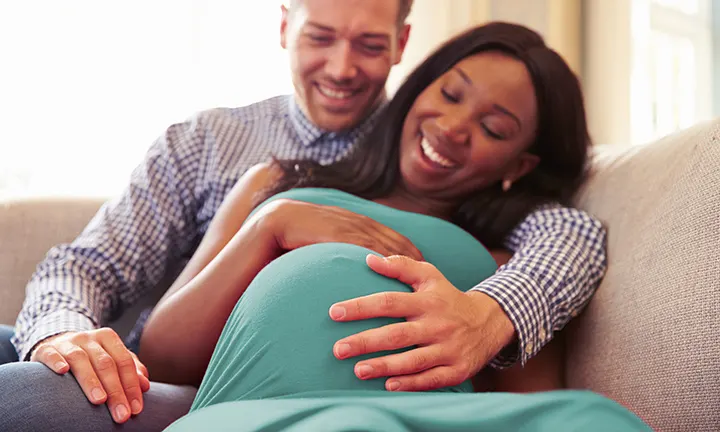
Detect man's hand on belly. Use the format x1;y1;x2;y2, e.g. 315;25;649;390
328;254;516;392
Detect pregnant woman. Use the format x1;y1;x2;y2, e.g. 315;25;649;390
140;22;651;431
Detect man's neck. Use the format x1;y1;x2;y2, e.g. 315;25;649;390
291;92;388;135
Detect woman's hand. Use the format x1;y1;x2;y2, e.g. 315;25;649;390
256;199;424;261
31;328;151;424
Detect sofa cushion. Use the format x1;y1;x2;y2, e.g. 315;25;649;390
0;198;106;326
567;120;720;432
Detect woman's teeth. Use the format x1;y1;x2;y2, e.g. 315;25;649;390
318;85;355;100
420;137;457;168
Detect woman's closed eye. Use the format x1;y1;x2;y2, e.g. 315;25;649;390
481;123;506;140
440;85;510;140
441;88;460;103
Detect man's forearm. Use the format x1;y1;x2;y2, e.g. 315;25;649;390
470;205;607;367
14;117;209;361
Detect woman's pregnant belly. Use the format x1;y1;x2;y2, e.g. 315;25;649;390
191;243;471;411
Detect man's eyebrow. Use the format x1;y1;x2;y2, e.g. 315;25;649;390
359;33;390;42
453;67;522;129
306;21;335;32
305;22;389;42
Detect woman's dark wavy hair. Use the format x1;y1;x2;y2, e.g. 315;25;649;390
261;22;591;248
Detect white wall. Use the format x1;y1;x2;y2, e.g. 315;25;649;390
387;0;582;91
583;0;634;146
387;0;491;93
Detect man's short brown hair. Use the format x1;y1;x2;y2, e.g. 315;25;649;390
397;0;413;25
289;0;414;27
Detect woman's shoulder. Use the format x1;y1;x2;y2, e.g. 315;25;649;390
243;162;284;187
259;187;359;207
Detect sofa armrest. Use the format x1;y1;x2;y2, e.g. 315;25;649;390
0;197;106;325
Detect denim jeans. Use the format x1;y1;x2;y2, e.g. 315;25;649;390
0;325;196;431
0;324;18;365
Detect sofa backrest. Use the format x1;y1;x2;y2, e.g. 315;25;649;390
0;198;105;326
0;197;171;339
568;119;720;432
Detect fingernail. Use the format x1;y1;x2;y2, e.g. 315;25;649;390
115;404;129;421
356;364;373;379
335;343;351;358
329;306;346;320
131;399;142;414
54;361;67;371
91;388;106;401
387;381;401;391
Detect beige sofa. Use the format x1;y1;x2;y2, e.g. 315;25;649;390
1;120;718;431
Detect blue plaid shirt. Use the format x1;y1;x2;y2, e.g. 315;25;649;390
12;95;607;367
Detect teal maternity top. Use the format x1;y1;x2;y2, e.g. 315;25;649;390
165;188;651;432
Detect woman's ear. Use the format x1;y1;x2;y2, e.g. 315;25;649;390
504;152;540;184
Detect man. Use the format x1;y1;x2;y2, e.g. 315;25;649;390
0;0;606;430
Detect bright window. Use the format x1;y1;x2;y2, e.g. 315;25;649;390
0;1;293;198
631;0;713;144
652;0;700;15
649;31;698;138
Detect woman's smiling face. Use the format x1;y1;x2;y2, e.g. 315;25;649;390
398;51;540;204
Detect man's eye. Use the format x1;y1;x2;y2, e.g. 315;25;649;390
363;44;386;53
308;35;332;44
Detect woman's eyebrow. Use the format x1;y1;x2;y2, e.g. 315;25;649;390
452;67;473;85
453;67;522;129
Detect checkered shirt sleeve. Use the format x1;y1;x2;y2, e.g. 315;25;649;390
471;204;608;368
11;116;208;360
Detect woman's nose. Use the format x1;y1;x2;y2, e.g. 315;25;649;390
435;114;470;146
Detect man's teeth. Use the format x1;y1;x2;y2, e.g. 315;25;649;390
318;85;354;100
420;137;456;168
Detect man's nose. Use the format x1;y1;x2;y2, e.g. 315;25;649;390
325;41;358;82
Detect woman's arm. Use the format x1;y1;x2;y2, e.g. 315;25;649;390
139;162;423;386
139;163;281;386
156;163;279;307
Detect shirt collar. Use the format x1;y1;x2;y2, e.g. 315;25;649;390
287;95;388;148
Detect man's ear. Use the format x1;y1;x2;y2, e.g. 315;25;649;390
504;152;540;184
280;4;290;49
393;24;411;65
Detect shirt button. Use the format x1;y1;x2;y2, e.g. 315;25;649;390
539;329;547;341
525;342;534;355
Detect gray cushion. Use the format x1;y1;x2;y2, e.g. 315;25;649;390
0;198;105;326
0;197;169;339
567;120;720;432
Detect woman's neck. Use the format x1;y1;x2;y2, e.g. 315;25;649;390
373;187;457;221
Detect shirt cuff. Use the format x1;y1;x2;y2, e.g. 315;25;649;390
470;269;552;369
16;311;96;361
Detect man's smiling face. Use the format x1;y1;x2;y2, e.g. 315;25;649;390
281;0;410;132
